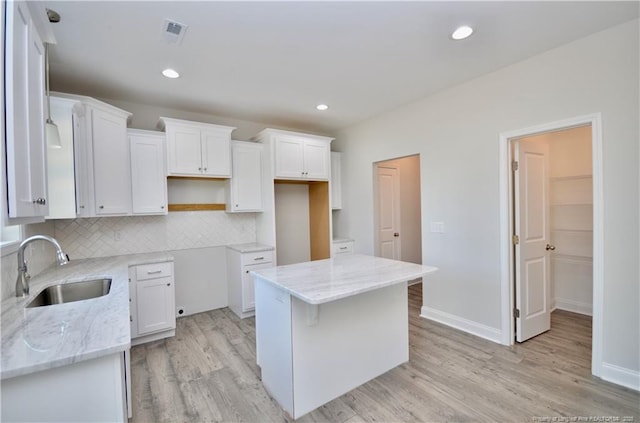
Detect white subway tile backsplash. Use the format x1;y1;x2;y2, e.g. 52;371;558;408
54;212;256;259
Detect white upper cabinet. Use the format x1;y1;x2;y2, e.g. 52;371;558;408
226;141;263;212
5;1;48;219
330;152;342;210
92;108;132;215
129;130;167;215
264;130;332;181
52;92;132;217
159;117;235;178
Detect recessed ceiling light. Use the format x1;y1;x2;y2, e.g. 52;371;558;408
451;25;473;40
162;68;180;79
316;104;329;111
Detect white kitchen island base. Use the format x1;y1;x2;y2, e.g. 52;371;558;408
253;254;437;419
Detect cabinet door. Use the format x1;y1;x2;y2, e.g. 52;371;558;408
92;109;131;215
166;125;202;175
303;139;330;180
229;142;262;211
201;130;231;177
5;2;48;218
130;133;167;215
274;136;305;179
73;106;95;216
330;152;342;209
242;262;273;312
136;277;175;336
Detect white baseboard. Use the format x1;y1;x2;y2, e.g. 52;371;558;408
600;362;640;391
554;298;593;316
420;306;502;344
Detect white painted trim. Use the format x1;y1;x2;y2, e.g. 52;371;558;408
554;298;593;316
600;363;640;392
498;113;604;373
421;306;502;344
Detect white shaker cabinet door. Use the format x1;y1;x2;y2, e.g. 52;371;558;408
136;276;176;336
303;139;330;180
130;131;167;215
201;130;232;177
228;141;263;212
92;109;131;215
274;136;305;179
5;1;48;218
166;125;202;175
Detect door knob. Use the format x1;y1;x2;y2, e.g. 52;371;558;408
394;232;400;237
546;244;556;251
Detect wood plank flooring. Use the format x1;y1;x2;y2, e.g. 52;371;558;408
130;284;639;422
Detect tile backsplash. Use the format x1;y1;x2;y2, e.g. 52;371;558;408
54;211;256;259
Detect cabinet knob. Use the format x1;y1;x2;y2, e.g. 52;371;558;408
161;206;165;209
32;198;46;205
79;205;85;209
198;167;202;171
99;205;104;209
166;283;171;286
203;167;207;172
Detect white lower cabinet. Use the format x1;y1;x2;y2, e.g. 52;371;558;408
331;239;355;257
227;245;274;318
129;261;176;345
1;352;128;422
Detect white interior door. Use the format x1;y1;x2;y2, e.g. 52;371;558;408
514;139;552;342
376;165;400;260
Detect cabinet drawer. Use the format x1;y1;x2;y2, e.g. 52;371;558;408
135;262;173;281
332;241;354;255
241;250;274;266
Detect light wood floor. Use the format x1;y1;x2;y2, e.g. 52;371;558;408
130;284;639;422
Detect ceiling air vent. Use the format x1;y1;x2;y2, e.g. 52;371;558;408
162;19;188;45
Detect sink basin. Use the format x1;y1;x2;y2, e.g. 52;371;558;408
26;278;112;308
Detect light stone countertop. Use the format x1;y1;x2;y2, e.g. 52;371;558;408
0;252;173;380
332;238;354;243
226;242;275;253
250;254;437;305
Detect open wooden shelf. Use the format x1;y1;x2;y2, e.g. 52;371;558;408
168;203;226;212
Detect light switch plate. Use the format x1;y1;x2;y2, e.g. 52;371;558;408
430;222;445;233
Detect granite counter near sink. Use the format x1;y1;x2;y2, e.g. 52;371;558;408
0;252;172;381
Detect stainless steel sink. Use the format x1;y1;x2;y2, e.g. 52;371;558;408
26;278;112;308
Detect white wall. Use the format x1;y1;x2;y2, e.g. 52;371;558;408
334;20;639;381
274;183;311;265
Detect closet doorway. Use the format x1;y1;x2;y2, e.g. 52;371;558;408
499;113;603;376
511;125;593;342
373;154;422;267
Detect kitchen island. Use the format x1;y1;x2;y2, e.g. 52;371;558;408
251;254;437;419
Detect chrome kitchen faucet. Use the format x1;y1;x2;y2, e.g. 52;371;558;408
15;235;69;297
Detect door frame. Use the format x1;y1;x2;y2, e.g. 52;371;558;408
498;113;603;377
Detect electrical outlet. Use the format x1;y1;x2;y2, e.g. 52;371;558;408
114;230;122;241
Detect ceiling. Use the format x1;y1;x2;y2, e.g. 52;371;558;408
44;1;638;135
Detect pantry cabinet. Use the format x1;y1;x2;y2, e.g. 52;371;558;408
129;261;176;345
226;141;263;212
273;133;331;180
159;117;235;178
5;1;48;219
129;130;167;215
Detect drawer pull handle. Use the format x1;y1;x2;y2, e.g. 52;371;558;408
253;257;264;261
147;270;163;275
340;247;348;250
